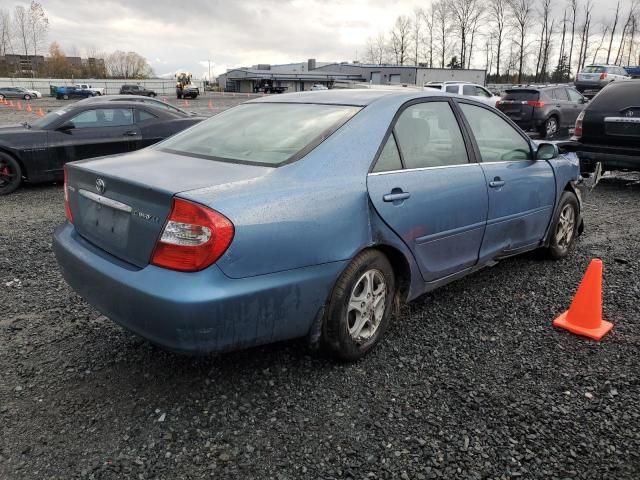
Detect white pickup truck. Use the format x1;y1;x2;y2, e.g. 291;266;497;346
74;84;105;96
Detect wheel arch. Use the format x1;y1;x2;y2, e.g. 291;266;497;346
0;147;26;179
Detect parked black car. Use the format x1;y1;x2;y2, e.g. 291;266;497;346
563;80;640;173
120;84;157;97
496;85;587;138
79;94;197;115
0;100;203;194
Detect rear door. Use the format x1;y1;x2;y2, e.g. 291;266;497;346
566;87;585;124
367;99;488;282
456;101;556;260
551;87;573;127
48;107;140;170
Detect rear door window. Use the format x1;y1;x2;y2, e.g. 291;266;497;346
393;101;468;168
567;88;583;102
459;103;532;162
554;88;569;101
70;108;134;128
582;66;606;73
372;134;402;172
446;85;459;94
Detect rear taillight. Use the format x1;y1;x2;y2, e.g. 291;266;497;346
574;111;585;138
599;72;608;80
495;100;503;107
151;198;234;272
526;100;545;107
63;166;73;223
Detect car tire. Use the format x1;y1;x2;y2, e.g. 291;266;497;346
149;93;156;97
539;116;559;139
0;153;22;195
63;94;69;100
546;191;579;260
95;92;101;96
321;249;396;361
24;94;31;100
0;94;4;100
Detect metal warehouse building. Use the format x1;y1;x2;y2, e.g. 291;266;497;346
217;59;487;93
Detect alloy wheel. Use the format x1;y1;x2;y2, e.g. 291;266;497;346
0;158;15;188
347;269;387;343
555;204;576;249
546;117;558;136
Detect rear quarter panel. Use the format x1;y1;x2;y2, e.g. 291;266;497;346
179;97;409;279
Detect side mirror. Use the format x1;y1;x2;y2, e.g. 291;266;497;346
57;122;75;132
536;142;560;160
580;97;589;104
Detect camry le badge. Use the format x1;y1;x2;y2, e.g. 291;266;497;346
95;178;106;194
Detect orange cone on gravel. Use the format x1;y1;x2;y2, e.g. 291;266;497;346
16;100;21;110
37;108;45;117
208;99;213;109
8;99;13;107
27;103;32;113
553;259;613;340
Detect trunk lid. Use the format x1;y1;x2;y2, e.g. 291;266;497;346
582;82;640;147
66;148;271;267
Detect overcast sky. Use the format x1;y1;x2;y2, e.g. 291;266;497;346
12;0;626;78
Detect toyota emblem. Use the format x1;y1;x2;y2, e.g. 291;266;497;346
95;178;106;194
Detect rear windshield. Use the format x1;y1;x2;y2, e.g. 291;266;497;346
503;90;539;101
424;85;442;90
582;66;606;73
157;103;361;166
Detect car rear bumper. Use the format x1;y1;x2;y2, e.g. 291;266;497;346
561;140;640;171
53;222;345;354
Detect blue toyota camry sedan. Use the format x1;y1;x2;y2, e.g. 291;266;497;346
54;89;584;360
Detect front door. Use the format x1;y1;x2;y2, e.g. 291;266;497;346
456;101;556;261
367;100;488;282
48;107;139;172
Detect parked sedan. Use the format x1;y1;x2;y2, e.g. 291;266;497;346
0;100;204;194
496;85;587;138
53;90;584;360
56;86;95;100
564;80;640;172
120;84;157;97
0;86;42;100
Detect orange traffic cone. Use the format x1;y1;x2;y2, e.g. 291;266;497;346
207;99;213;109
26;103;32;112
16;100;22;110
37;107;45;117
8;99;14;107
183;99;189;107
553;259;613;340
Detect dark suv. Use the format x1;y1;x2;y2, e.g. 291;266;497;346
119;84;157;97
563;80;640;172
496;85;587;138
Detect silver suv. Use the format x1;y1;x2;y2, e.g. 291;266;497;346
575;65;630;94
424;81;501;107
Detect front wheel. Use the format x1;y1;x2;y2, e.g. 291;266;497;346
546;191;579;259
322;250;396;361
0;94;5;100
0;153;22;195
63;94;69;100
149;93;156;97
24;94;31;100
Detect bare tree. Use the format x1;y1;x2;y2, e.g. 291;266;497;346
614;1;638;65
27;1;48;58
13;5;30;56
0;8;13;56
390;15;412;65
576;0;593;71
591;26;609;64
606;1;621;64
433;0;451;68
507;0;534;83
627;15;637;65
556;9;568;79
106;51;154;79
450;0;481;68
489;0;508;80
365;33;387;65
466;8;483;68
423;5;435;67
412;7;424;65
534;0;553;82
568;0;578;77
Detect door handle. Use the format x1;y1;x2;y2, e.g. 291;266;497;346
489;177;505;188
383;191;411;202
123;131;138;136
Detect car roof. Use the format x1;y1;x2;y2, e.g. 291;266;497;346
249;88;468;107
63;99;178;115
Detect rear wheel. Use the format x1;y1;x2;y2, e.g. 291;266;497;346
0;153;22;195
63;94;69;100
0;94;5;100
322;250;396;361
539;116;559;138
23;94;31;100
149;92;156;97
546;191;579;259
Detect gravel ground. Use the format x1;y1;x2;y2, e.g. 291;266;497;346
0;98;639;479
